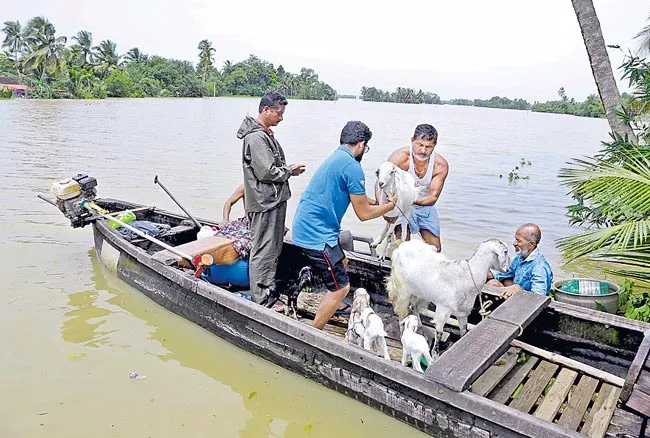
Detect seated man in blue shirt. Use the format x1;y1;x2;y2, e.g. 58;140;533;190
487;223;553;298
292;121;398;329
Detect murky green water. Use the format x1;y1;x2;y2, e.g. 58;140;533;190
0;98;609;437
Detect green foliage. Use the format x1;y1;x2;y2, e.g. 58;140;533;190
361;86;440;104
105;69;136;97
0;88;12;99
617;280;650;321
447;96;531;110
558;52;650;290
531;93;605;118
0;15;337;101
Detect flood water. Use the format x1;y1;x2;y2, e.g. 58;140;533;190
0;97;610;437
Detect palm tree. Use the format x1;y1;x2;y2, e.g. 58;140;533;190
92;40;120;77
123;47;147;64
197;39;215;84
634;13;650;55
2;20;24;67
222;60;234;75
21;17;67;80
557;148;650;282
558;51;650;284
71;30;93;65
571;0;636;142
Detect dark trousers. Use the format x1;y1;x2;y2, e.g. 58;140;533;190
248;202;287;299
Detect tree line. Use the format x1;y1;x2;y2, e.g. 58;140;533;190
360;86;441;104
0;16;337;100
530;87;605;118
361;86;532;110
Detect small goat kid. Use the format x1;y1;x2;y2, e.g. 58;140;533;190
360;307;391;360
400;314;434;373
387;239;510;357
371;162;418;259
346;287;371;346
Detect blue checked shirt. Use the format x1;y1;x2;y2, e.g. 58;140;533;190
494;249;553;295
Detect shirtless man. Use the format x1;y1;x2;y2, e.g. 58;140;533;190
380;124;448;252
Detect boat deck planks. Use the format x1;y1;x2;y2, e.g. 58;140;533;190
509;360;558;413
470;346;520;397
533;368;578;422
557;375;599;431
489;356;540;404
581;384;621;438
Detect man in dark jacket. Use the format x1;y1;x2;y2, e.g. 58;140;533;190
237;92;305;300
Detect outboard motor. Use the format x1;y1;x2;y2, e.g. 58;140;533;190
50;173;98;228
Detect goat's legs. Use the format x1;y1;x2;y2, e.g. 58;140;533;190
401;348;408;367
371;222;391;248
431;307;452;359
377;336;390;360
363;334;372;352
392;292;411;320
422;349;434;368
412;353;424;373
457;315;468;337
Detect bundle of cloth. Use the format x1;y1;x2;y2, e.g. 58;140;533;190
215;217;251;259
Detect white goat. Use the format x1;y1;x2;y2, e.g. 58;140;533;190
346;288;370;346
371;162;418;259
387;239;510;357
360;307;391;360
400;315;434;373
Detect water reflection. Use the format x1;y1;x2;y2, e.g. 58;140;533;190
86;249;424;437
61;290;114;347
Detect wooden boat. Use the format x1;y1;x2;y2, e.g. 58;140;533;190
50;197;650;438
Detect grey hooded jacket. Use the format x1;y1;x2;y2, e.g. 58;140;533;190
238;116;292;212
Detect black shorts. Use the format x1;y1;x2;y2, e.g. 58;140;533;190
300;244;349;291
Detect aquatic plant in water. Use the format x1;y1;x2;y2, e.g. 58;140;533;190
499;158;532;183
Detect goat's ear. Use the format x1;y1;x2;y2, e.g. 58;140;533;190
399;318;406;327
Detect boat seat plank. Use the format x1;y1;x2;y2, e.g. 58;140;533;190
605;407;650;438
425;319;518;391
621;329;650;403
487;290;550;329
557;375;599;431
581;383;621;438
152;235;238;267
638;369;650;394
470;347;520;397
626;384;650;417
425;292;549;392
509;360;558;413
489;356;540;404
534;368;578;421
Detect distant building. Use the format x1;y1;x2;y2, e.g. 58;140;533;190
0;76;30;97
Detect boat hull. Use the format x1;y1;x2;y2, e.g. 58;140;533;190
91;217;583;438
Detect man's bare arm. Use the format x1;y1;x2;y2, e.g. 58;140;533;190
415;154;449;206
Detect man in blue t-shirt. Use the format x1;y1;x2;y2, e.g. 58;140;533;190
292;121;398;329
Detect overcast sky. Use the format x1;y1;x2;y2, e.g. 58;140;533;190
3;0;648;101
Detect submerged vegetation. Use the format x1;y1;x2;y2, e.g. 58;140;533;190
0;16;337;100
499;158;532;183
